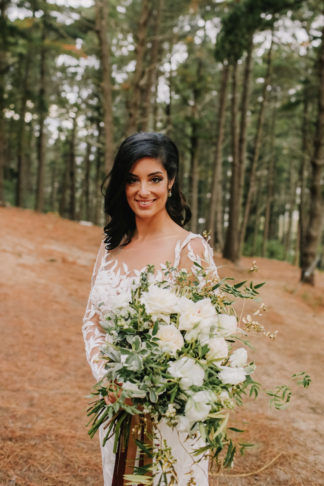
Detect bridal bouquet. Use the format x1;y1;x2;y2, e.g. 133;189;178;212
87;263;310;484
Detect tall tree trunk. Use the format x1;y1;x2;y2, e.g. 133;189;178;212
239;35;273;252
284;158;297;260
126;0;150;134
252;173;264;255
208;63;230;249
16;54;31;207
238;35;253;209
83;142;91;221
94;122;103;225
50;160;56;211
68;117;77;220
59;142;69;218
262;106;276;257
95;0;114;174
35;17;47;212
301;25;324;284
0;0;9;205
165;37;174;136
140;0;163;131
190;58;203;233
223;62;240;262
298;83;310;268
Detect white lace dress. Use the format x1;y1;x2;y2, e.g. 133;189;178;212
82;232;219;486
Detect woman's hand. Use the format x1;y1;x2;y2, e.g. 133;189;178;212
104;382;132;406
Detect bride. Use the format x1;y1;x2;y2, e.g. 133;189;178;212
82;132;219;485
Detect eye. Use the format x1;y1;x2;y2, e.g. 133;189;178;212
151;176;163;183
126;176;137;184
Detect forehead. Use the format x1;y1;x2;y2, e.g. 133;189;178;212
129;157;165;174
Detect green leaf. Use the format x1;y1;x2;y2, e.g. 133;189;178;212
234;280;247;289
223;440;236;468
229;427;244;433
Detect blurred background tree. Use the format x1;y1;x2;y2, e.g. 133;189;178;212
1;0;323;283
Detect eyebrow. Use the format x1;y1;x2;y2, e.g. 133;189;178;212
128;171;164;177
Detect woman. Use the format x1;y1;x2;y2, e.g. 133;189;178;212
82;132;219;485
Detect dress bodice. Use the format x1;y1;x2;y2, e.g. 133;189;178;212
83;232;218;381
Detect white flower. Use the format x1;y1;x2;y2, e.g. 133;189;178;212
156;324;184;356
217;314;237;336
111;292;132;310
229;348;248;367
219;366;246;385
122;381;146;398
168;357;204;390
179;298;217;333
205;337;228;361
176;415;192;433
218;390;234;408
185;390;214;422
141;286;180;316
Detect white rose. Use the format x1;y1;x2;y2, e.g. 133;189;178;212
156;324;184;356
179;298;217;333
122;381;146;398
168;357;204;390
229;348;248;367
111;292;131;310
185;390;214;422
219;366;246;385
206;337;228;361
176;415;193;433
217;314;237;336
141;286;180;316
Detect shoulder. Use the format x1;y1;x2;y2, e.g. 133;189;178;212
181;232;212;256
178;232;217;273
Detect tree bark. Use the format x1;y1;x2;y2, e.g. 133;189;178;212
0;0;9;205
238;36;253;212
223;62;240;262
239;35;273;253
16;54;31;207
126;0;150;134
95;0;114;174
94;122;103;225
298;83;310;268
83;142;91;221
301;25;324;284
35;16;47;212
283;158;297;260
140;0;163;131
262;106;276;257
68;116;77;220
208;63;230;249
190;58;203;233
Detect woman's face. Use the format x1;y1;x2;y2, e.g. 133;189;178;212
125;157;173;220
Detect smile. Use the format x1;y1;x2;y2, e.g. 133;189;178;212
135;199;155;207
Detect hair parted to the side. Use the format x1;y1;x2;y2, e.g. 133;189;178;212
102;132;191;250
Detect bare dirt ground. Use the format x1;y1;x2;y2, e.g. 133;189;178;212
0;207;323;486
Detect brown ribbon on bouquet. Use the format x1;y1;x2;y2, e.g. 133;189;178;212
112;414;153;486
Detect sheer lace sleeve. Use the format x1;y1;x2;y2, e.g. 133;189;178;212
176;233;219;280
82;241;107;382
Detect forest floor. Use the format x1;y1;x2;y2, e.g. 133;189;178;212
0;207;323;486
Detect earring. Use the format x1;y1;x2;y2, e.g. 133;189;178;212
168;188;172;198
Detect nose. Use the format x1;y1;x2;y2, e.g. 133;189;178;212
138;181;150;197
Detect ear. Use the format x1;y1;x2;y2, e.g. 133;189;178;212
168;177;175;190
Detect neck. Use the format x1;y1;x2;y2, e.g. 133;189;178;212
133;210;178;242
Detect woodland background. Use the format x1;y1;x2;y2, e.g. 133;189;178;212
0;0;324;283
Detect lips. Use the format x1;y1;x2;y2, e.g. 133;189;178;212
135;199;155;208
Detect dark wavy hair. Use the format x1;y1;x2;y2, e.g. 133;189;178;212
103;132;191;249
